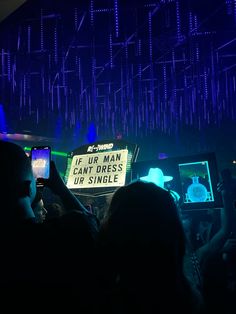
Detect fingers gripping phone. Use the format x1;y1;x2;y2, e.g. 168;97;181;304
30;146;51;187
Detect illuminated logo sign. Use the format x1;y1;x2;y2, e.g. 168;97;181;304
87;143;114;153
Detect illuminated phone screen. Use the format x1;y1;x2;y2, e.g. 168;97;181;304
31;147;51;179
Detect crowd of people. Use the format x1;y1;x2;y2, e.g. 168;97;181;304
0;139;235;313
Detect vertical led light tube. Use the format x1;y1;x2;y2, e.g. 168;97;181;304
54;24;58;64
40;9;44;51
176;0;181;41
27;26;31;53
234;0;236;22
109;34;113;68
114;0;119;37
7;52;11;81
90;0;94;26
148;11;152;61
74;7;78;30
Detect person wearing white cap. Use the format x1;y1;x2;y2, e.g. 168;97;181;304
140;167;180;203
140;167;173;188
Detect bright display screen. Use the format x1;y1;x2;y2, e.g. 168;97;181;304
178;161;214;204
31;147;51;179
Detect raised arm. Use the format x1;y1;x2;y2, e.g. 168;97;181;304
45;161;87;212
197;169;236;262
44;161;99;234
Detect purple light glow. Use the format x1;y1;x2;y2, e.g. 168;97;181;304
109;34;113;68
189;11;193;33
74;8;78;30
114;0;119;38
0;0;234;151
40;9;44;51
54;25;58;63
27;26;31;53
234;0;236;22
148;11;153;60
226;0;233;15
7;52;10;81
90;0;94;26
176;0;181;41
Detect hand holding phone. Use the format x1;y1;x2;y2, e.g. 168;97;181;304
31;146;51;187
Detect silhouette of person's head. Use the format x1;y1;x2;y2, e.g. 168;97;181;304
0;140;36;223
102;180;186;279
99;181;194;313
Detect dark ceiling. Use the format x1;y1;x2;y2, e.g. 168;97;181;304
0;0;235;162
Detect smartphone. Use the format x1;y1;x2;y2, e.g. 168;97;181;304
31;146;51;186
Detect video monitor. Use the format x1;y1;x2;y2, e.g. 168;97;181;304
178;161;214;203
131;152;222;211
177;153;222;210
